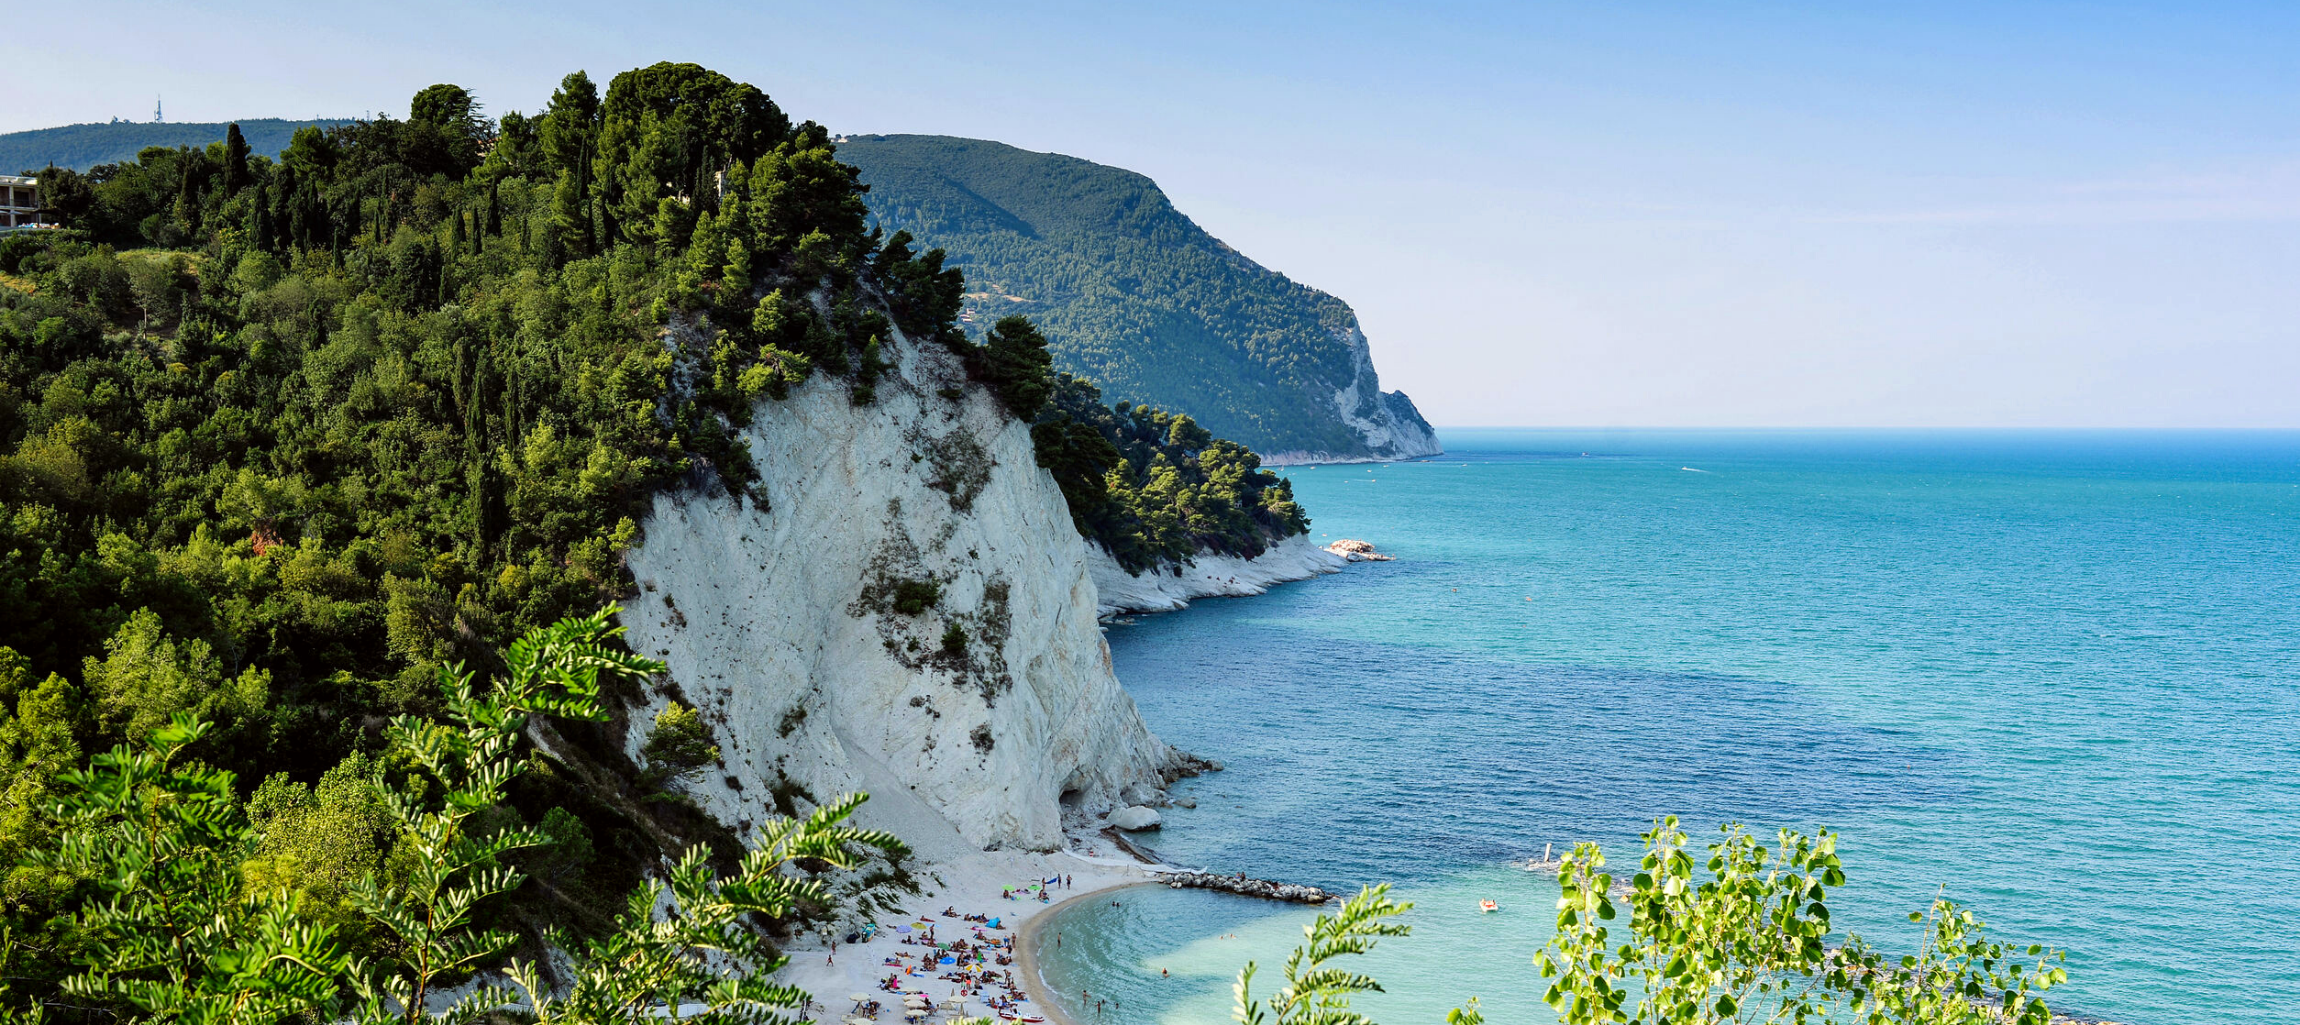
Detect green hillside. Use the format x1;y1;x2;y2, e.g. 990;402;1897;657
0;118;351;174
839;134;1438;462
0;67;1311;1006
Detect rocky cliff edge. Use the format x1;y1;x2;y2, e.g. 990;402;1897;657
617;320;1186;859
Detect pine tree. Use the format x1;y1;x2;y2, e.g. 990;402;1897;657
550;167;591;259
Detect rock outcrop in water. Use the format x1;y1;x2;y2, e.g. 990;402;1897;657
1324;539;1394;562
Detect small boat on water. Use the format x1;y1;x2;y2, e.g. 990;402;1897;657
1479;899;1499;913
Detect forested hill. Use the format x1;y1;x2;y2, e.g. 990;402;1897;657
838;134;1440;463
0;65;1314;1009
0;119;352;174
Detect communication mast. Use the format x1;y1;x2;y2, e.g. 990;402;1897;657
154;96;163;123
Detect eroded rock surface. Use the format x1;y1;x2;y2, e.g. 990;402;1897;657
621;323;1179;857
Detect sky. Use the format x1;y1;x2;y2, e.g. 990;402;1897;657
8;1;2298;427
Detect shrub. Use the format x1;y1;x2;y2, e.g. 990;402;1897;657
890;578;941;616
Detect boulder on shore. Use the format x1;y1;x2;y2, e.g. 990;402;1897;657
1108;805;1164;831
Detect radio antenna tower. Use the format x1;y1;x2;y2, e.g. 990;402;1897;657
154;96;163;123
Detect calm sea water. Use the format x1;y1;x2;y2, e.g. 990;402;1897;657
1035;429;2300;1025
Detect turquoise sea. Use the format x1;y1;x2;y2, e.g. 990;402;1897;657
1035;429;2299;1025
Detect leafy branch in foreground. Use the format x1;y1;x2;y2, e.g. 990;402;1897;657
1535;817;2068;1025
16;607;912;1024
1233;884;1411;1025
1226;819;2071;1025
508;792;907;1025
345;605;662;1023
34;714;347;1025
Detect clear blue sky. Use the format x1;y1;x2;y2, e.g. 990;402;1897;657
12;1;2298;426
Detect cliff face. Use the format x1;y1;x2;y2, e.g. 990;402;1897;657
617;322;1177;858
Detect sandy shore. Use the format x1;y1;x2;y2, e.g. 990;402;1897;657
773;847;1163;1024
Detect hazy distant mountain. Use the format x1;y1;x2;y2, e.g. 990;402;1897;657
0;119;352;174
840;134;1439;463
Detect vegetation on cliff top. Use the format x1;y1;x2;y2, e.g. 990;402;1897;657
839;133;1436;459
1033;372;1306;573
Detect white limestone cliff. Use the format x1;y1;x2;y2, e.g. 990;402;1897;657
1086;535;1347;617
616;323;1179;860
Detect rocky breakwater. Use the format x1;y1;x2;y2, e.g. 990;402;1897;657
620;314;1191;861
1156;870;1339;905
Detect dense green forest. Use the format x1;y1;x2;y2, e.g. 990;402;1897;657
839;135;1436;459
0;64;1305;1016
1;119;352;175
1032;373;1305;572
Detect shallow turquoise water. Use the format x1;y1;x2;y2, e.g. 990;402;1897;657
1036;429;2300;1025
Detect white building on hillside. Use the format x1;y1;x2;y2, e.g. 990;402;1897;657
1;176;44;230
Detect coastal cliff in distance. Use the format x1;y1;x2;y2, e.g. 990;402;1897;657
839;134;1442;465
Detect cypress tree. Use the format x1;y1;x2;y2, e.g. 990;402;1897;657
452;206;467;250
177;149;198;208
339;192;360;245
247;180;273;252
486;179;502;236
223;123;251;193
